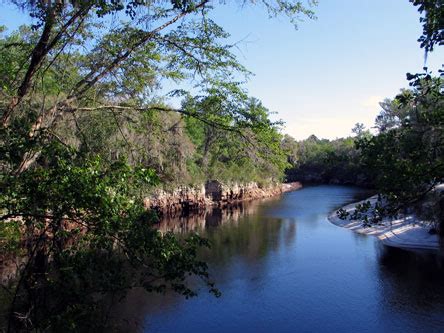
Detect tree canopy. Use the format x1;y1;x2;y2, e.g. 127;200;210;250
0;1;317;330
356;73;443;218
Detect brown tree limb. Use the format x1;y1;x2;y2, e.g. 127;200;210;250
2;5;91;127
11;2;210;174
70;1;210;99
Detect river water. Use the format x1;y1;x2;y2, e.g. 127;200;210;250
116;185;444;332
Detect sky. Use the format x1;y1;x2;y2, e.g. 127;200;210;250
209;0;443;139
1;0;443;140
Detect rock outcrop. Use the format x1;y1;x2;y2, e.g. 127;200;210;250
144;181;301;216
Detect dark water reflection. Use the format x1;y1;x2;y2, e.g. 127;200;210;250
114;185;444;332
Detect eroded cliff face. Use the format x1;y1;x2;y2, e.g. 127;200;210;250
143;181;301;215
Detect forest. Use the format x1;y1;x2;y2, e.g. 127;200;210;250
0;0;443;331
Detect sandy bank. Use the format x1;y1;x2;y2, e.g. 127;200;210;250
328;196;442;253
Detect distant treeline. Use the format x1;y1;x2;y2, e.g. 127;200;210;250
282;133;372;187
283;74;443;198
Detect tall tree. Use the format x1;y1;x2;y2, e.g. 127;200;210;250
0;1;317;330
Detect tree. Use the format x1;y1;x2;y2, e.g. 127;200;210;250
281;134;299;166
351;123;365;137
0;1;317;330
410;0;444;53
347;74;444;227
1;146;222;331
284;134;368;185
183;96;288;184
337;0;444;229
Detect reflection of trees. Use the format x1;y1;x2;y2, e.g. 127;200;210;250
376;246;444;314
282;220;297;248
108;287;184;332
111;199;298;331
157;197;297;273
156;210;208;233
156;199;276;233
205;215;285;264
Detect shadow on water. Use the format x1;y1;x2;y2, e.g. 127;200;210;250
377;245;444;305
375;245;444;331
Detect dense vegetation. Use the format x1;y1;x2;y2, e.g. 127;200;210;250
0;0;317;331
345;73;444;232
283;131;371;186
359;74;443;207
0;0;442;331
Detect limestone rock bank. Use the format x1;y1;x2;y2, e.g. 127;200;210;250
144;181;302;215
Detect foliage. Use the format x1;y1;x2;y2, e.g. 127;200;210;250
336;197;385;228
1;143;219;331
354;74;444;220
0;1;317;330
410;0;444;52
0;0;306;182
183;96;288;184
284;134;370;186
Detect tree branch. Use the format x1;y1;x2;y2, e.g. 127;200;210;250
74;104;243;134
70;1;210;99
2;5;92;127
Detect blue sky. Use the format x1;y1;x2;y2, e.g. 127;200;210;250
1;0;442;140
210;0;443;139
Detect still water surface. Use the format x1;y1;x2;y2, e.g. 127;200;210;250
118;185;444;332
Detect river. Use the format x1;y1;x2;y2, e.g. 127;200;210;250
114;185;444;332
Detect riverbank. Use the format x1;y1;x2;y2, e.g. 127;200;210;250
144;181;302;216
328;196;442;253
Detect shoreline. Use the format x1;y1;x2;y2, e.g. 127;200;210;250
328;196;442;254
145;181;302;216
